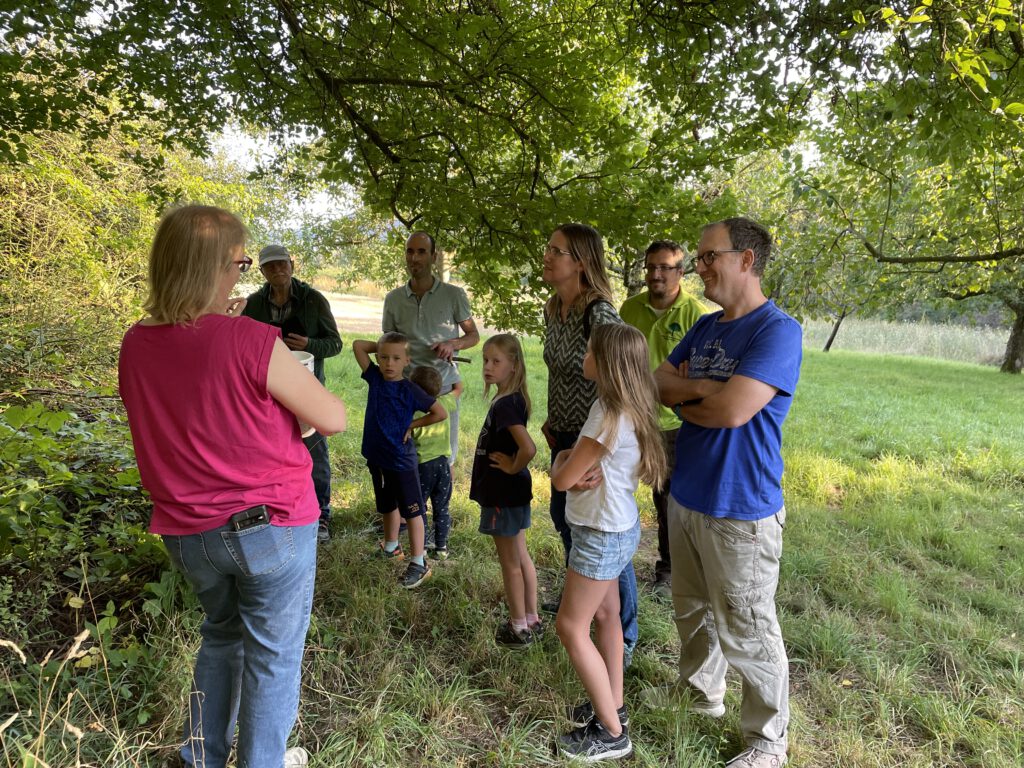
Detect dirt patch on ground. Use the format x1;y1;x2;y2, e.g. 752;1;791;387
325;293;387;334
325;291;501;335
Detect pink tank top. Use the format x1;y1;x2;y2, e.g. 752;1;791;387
118;314;317;534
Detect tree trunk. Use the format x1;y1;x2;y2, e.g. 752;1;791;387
823;310;847;352
623;253;645;297
1000;304;1024;374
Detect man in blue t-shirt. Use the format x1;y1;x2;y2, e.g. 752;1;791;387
648;218;802;768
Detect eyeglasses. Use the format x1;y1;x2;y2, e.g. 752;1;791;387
544;244;573;258
232;257;253;273
690;249;745;269
645;263;683;274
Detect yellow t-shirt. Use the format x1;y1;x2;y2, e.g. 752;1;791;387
412;392;457;463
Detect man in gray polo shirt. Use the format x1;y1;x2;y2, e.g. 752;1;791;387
382;231;480;463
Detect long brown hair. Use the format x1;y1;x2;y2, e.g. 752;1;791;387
144;205;247;324
482;333;531;418
543;223;615;319
588;324;666;488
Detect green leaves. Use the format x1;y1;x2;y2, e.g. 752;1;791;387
2;403;69;433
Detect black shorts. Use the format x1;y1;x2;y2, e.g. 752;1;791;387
369;465;425;519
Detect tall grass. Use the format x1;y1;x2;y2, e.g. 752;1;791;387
802;318;1008;366
5;339;1023;766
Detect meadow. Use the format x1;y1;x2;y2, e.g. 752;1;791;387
801;319;1009;367
3;337;1023;767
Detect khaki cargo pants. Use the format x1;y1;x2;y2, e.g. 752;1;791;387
667;497;789;756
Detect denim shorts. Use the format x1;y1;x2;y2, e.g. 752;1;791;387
478;505;531;537
567;519;640;581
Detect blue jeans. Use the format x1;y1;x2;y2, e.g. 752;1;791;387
163;520;318;768
550;430;639;650
303;431;331;522
419;456;452;548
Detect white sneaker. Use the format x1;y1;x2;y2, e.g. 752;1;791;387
725;747;787;767
641;683;725;718
283;746;309;767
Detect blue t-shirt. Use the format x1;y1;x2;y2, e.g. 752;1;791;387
667;300;802;520
361;363;436;472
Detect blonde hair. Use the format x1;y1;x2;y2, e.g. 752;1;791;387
544;223;615;319
144;205;247;324
588;324;666;488
482;334;531;418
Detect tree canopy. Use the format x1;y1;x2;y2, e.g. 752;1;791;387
2;1;1023;357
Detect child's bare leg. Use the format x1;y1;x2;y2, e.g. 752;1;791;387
494;535;525;619
594;581;624;709
555;571;622;735
407;514;425;558
383;509;400;542
515;533;538;617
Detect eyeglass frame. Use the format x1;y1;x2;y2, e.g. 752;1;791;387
232;257;253;273
644;262;684;274
544;243;574;259
689;248;745;270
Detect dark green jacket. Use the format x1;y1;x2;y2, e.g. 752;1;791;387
242;278;342;382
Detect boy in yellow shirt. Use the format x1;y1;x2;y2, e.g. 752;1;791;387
410;366;460;559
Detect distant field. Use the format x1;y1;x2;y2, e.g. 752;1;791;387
802;318;1008;366
317;286;1012;368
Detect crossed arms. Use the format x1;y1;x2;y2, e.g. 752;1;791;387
653;360;779;429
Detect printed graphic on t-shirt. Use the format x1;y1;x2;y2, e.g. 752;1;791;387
690;338;739;379
656;321;685;349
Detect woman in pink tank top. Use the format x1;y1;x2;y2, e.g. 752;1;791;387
119;205;347;768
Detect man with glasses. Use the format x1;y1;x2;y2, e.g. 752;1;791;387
648;218;801;768
619;240;707;599
383;231;480;464
242;244;343;542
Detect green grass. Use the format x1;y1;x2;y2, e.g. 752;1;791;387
5;338;1024;767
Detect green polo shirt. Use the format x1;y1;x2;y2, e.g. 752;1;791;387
412;392;458;463
620;289;709;431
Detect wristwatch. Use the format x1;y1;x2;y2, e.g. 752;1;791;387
673;398;704;420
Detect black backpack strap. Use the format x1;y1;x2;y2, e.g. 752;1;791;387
582;298;612;340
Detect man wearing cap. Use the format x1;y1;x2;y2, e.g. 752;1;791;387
242;244;343;542
619;240;708;598
382;231;480;464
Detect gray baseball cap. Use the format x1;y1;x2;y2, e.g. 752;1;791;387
258;244;291;266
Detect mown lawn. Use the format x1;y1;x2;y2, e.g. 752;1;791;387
6;340;1023;767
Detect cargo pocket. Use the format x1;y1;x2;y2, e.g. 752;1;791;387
724;581;779;657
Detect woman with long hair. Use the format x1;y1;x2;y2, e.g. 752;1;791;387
552;323;666;760
539;222;639;665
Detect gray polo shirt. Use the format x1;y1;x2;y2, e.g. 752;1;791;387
382;277;473;390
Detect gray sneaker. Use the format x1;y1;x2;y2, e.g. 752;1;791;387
652;572;672;600
316;520;330;543
283;746;309;767
400;560;432;589
568;700;629;729
557;719;632;762
724;747;787;767
641;683;725;718
495;621;534;649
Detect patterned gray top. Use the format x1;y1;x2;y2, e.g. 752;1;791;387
543;298;623;433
